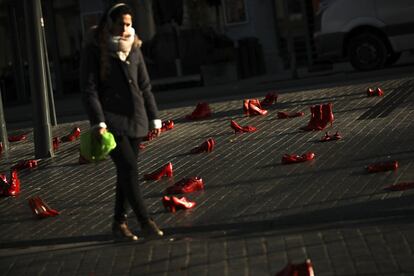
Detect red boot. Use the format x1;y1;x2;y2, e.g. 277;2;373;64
230;120;257;133
276;259;314;276
144;162;173;180
61;127;81;142
161;120;174;132
260;92;278;107
375;87;384;96
186;103;212;120
301;105;325;131
321;103;334;128
282;152;315;164
165;177;204;194
367;160;398;173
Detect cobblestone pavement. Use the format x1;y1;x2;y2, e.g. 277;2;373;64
0;74;414;275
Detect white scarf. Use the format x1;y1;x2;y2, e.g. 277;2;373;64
108;27;135;61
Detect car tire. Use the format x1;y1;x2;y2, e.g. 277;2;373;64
348;32;387;71
385;52;401;67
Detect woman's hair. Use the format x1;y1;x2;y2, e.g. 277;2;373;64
95;3;133;81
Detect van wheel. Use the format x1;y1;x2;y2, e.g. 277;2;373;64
348;33;387;71
385;52;401;67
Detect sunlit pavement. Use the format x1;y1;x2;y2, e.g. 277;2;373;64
1;72;414;275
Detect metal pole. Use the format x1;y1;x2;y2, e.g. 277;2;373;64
0;85;9;154
24;0;54;158
39;4;57;126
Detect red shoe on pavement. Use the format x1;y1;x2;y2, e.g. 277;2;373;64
243;99;268;116
162;195;196;213
282;152;315;164
0;170;21;197
190;138;215;153
230;120;257;133
8;133;28;142
276;259;314;276
11;159;39;170
161;120;174;132
260;92;278;107
28;196;59;219
367;87;384;97
144;162;173;181
320;131;342;142
367;160;398;173
165;177;204;194
61;127;81;142
384;182;414;191
186;102;212;120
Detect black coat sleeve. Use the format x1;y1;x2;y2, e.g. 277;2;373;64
80;43;105;125
137;48;159;121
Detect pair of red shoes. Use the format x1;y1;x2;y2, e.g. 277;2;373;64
190;138;215;154
162;196;196;213
277;111;305;119
243;99;268;116
320;131;342;142
144;162;173;181
276;259;314;276
230;120;257;133
61;127;81;142
367;160;398;173
0;170;20;197
186;102;212;120
28;196;59;218
282;152;315;164
260;92;278;106
8;133;28;142
367;87;384;97
165;177;204;194
301;103;334;131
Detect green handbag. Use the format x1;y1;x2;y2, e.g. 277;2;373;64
80;130;117;162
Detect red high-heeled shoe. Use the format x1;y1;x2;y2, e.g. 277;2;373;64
384;182;414;191
282;152;315;164
260;92;278;106
277;111;305;119
321;103;334;128
52;137;60;151
161;120;174;132
190;138;215;154
186;102;212;120
276;259;314;276
28;196;59;218
375;87;384;96
8;133;28;142
144;162;173;180
12;159;39;171
230;120;257;133
248;100;268;116
162;196;196;213
165;177;204;194
366;87;375;96
301;105;327;131
0;170;21;197
61;127;81;142
367;160;398;173
320;131;342;142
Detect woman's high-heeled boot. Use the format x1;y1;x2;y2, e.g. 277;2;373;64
140;218;163;237
321;103;334;128
112;221;138;241
144;162;173;180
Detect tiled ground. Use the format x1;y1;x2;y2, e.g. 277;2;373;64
0;74;414;275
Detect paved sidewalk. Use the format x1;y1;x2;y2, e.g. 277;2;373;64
0;73;414;275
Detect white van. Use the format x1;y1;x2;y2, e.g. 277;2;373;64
313;0;414;70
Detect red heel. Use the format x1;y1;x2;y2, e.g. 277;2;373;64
248;101;268;116
260;92;278;106
367;160;398;173
144;162;173;180
161;120;174;132
61;127;81;142
165;177;204;194
186;103;212;120
172;196;196;210
282;152;315;164
230;120;257;133
321;103;334;127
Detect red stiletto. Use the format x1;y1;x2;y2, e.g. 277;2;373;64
276;259;314;276
230;120;257;133
367;87;384;97
161;120;174;132
190;138;215;153
320;131;342;142
165;177;204;194
277;111;305;119
52;137;60;151
384;182;414;191
61;127;81;142
12;159;39;170
185;102;212;120
367;160;398;173
282;152;315;164
243;99;267;116
162;196;196;213
144;162;173;180
0;169;21;197
28;196;59;218
260;92;278;106
8;133;27;142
